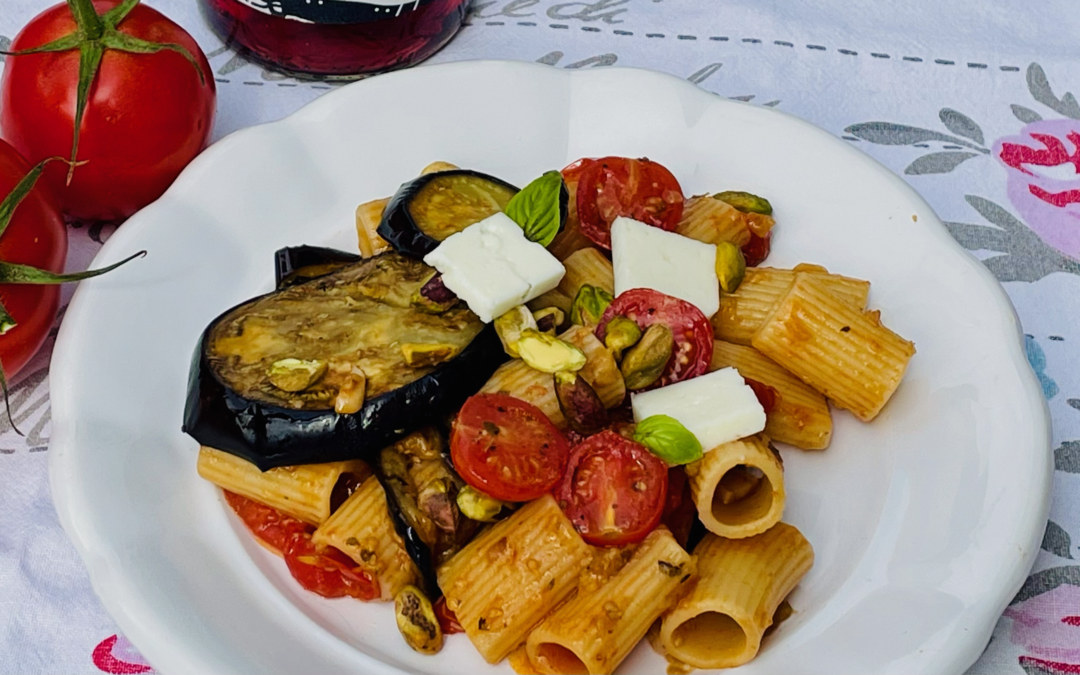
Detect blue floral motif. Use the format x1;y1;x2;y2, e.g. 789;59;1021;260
1025;334;1060;400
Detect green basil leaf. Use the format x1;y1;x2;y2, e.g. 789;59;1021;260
504;170;564;247
633;414;703;465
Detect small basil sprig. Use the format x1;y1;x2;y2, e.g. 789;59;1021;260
504;170;566;247
633;414;703;465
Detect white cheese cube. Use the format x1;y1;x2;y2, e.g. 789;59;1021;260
631;367;766;452
423;212;565;322
611;216;719;317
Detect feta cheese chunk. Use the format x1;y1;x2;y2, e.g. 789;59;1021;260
611;216;719;317
631;367;766;452
424;212;565;322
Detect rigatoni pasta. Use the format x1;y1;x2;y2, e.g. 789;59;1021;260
686;435;785;539
660;524;813;669
713;266;871;345
355;197;391;259
557;247;614;298
196;446;368;526
311;476;418;600
526;527;695;675
676;194;773;248
437;494;592;663
752;274;915;421
710;340;832;450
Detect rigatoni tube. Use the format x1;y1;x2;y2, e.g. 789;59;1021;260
311;476;418;600
751;273;915;421
526;527;695;675
196;446;368;526
685;435;784;539
660;523;813;669
437;494;592;664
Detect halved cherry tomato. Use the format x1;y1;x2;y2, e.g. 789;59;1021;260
450;393;571;502
742;230;772;267
661;467;696;548
556;430;668;547
223;490;310;554
283;533;381;601
224;490;380;601
576;157;684;249
434;596;464;635
746;379;779;415
595;289;713;388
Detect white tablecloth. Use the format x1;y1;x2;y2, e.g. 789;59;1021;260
1;1;1078;672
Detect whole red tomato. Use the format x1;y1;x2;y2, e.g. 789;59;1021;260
0;140;66;379
0;0;215;222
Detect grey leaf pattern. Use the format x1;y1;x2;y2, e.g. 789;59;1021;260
1012;104;1044;124
843;122;988;153
1056;441;1080;472
536;51;563;66
687;62;722;85
1011;565;1080;604
564;53;618;68
938;108;984;145
1042;520;1076;559
946;196;1080;282
0;36;10;62
1027;63;1080;120
1069;399;1080;411
904;151;979;175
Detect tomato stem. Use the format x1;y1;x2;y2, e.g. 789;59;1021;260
0;157;70;240
3;0;207;188
66;0;105;40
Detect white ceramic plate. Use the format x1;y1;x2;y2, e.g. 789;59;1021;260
50;61;1052;675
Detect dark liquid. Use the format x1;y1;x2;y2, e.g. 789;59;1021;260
200;0;470;79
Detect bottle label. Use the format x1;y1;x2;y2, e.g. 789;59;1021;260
233;0;439;24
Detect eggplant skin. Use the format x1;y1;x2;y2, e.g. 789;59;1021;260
182;254;508;471
377;170;519;258
275;245;360;288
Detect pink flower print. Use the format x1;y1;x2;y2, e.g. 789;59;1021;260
92;634;153;674
1004;583;1080;664
995;119;1080;261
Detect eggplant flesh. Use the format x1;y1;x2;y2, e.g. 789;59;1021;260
183;251;507;470
378;170;519;258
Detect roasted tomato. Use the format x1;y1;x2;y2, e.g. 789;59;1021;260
742;230;772;267
223;490;380;600
595;289;713;388
555;430;668;547
283;533;381;601
450;393;571;502
746;379;779;415
433;596;464;635
575;157;684;249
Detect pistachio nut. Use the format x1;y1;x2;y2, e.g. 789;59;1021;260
554;371;610;435
714;190;773;215
494;305;538;357
456;485;506;522
715;241;747;293
401;343;460;368
570;284;614;328
532;306;566;334
517;329;587;374
394;585;444;654
603;316;643;361
266;358;327;392
620;323;674;390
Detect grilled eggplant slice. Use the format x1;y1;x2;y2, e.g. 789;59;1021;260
183;252;507;470
274;245;360;288
377;170;520;258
